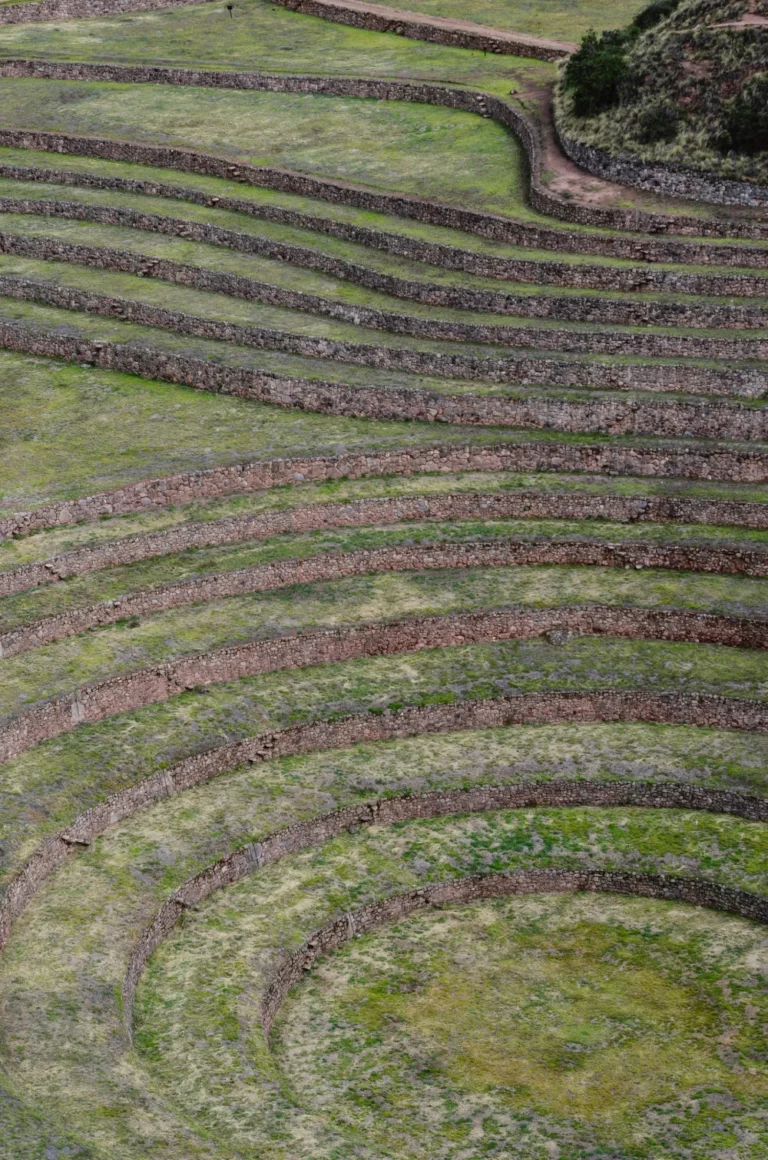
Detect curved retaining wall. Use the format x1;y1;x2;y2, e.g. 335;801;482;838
0;0;572;65
3;273;766;393
3;252;768;368
6;489;768;598
259;869;768;1037
5;202;768;306
1;604;767;766
4;689;766;954
4;537;768;658
2;63;767;244
0;0;206;24
2;168;765;283
4;443;768;543
5;167;768;303
559;128;768;211
268;0;573;60
0;321;765;441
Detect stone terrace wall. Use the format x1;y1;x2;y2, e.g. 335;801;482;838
0;0;203;24
270;0;572;60
0;0;571;65
4;538;768;658
4;269;767;381
1;605;766;766
259;869;768;1035
3;251;768;365
0;321;765;442
5;170;768;299
559;130;768;211
5;489;768;598
3;442;768;543
5;196;768;298
4;189;768;320
5;689;766;954
2;62;767;243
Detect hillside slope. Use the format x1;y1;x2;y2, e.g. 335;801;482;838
556;0;768;183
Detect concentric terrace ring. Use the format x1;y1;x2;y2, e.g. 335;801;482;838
3;689;768;952
3;537;768;658
2;604;767;765
3;489;768;599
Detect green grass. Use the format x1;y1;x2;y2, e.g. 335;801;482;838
3;466;768;572
274;894;768;1156
4;340;764;520
0;144;757;248
0;0;754;222
6;190;766;301
4;557;768;715
2;290;763;390
356;0;651;42
3;253;765;397
5;297;762;477
0;348;506;517
0;79;531;216
0;0;765;1156
132;812;768;1158
12;250;757;362
3;214;766;339
4;514;768;633
3;633;768;885
3;795;766;1160
0;0;555;97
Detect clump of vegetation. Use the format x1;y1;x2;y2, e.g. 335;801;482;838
635;98;681;142
562;0;684;120
631;0;681;31
562;29;632;117
722;71;768;153
556;0;768;183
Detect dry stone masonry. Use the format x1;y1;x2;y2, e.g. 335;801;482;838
4;442;768;543
259;869;768;1037
1;605;767;766
5;690;767;955
1;320;766;440
2;260;768;367
1;5;767;1153
4;537;768;658
2;63;768;242
5;488;768;597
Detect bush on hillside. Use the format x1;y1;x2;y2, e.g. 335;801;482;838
722;72;768;153
631;0;681;31
562;30;632;118
635;99;680;142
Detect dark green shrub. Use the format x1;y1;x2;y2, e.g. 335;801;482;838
723;73;768;154
563;30;631;118
635;99;680;142
631;0;681;31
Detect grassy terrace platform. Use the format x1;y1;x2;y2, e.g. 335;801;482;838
336;0;650;40
0;1;766;1157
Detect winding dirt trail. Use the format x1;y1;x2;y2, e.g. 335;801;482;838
709;12;768;27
